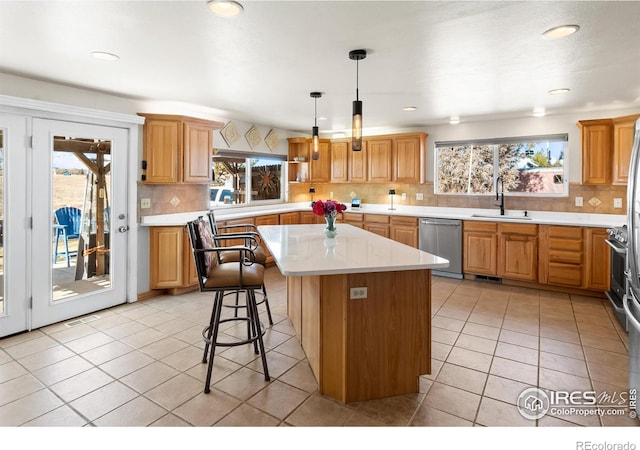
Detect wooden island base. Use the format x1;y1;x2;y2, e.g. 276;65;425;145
287;269;432;403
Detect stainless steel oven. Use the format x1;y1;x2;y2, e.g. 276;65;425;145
605;225;628;330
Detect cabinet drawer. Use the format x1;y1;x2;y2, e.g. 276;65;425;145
390;216;418;226
499;223;538;236
548;225;583;240
548;262;583;287
464;221;498;233
549;249;583;265
364;214;389;224
342;212;363;223
549;237;583;253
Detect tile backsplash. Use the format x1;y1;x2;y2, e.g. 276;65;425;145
137;183;208;218
289;182;627;215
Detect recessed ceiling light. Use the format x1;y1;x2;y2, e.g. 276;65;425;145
207;0;244;17
449;116;460;125
402;106;417;111
548;88;570;95
542;25;580;40
532;107;546;117
91;51;120;61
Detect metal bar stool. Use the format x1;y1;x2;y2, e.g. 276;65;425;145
186;217;270;393
207;210;274;325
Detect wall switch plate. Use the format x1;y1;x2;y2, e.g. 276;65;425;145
614;198;623;208
349;287;368;299
575;196;583;207
141;198;151;209
416;193;424;201
401;192;407;200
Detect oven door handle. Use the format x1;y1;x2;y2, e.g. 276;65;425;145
605;239;627;255
623;293;640;331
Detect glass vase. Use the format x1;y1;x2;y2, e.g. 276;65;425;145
324;215;337;238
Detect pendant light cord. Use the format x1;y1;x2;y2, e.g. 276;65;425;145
314;97;318;127
355;59;360;102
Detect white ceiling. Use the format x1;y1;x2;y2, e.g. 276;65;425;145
1;1;639;135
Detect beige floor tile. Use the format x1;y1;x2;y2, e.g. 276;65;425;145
432;315;466;332
476;397;534;426
94;395;168;426
454;333;497;355
436;362;487;395
171;325;204;345
272;336;307;360
80;341;134;366
217;343;261;365
47;323;98;344
423;382;480;421
410;404;472;426
247;350;298;378
0;360;28;383
102;320;148;340
138;336;189;360
4;335;60;360
461;322;500;340
63;332;115;354
99;350;154;379
173;389;241;426
69;381;138;421
583;346;629;370
580;334;628;355
118;304;160;321
343;410;386;426
22;405;88;427
214;367;270;401
0;374;44;407
423;358;444;381
88;314;132;332
546;408;601;426
431;341;452;361
32;355;93;386
587;362;629;389
483;374;533;405
431;326;460;345
494;342;538;366
435;306;471;321
0;349;10;365
120;361;180;393
489;357;538;385
537;415;582;426
539;325;580;344
49;367;114;402
466;312;504;328
499;329;539;350
215;403;281;426
185;355;243;385
120;328;167;349
540;352;588;378
351;394;422;426
0;330;46;349
17;345;75;372
446;347;493;373
285;394;353;426
144;373;203;410
538;367;592;392
278;361;319;393
149;413;191;426
247;380;312;420
0;389;63;426
135;310;176;328
160;345;203;372
577;322;622;340
154;318;198;336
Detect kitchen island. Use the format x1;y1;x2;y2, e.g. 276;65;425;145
257;223;449;403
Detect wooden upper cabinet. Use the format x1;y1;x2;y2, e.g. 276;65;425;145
393;134;426;184
578;119;613;185
612;114;640;185
310;140;331;182
367;138;393;183
331;141;349;182
139;113;222;184
349;140;368;182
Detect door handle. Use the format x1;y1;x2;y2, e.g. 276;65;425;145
118;225;129;233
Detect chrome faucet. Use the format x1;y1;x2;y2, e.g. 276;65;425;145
496;176;505;216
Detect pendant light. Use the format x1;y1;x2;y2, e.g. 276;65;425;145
349;49;367;151
310;92;322;160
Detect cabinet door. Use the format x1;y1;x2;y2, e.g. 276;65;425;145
279;212;300;225
391;226;418;248
612;115;640;185
144;119;180;183
584;228;610;291
183;121;212;183
349;141;368;182
300;211;323;224
393;136;421;183
331;142;349;182
498;234;537;281
463;232;498;276
364;223;389;238
149;227;183;288
182;228;199;287
579;119;612;185
367;138;392;183
255;215;279;264
310;142;331;182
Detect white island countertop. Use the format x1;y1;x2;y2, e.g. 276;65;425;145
257;223;449;277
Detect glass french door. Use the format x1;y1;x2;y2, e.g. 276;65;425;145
0;114;29;337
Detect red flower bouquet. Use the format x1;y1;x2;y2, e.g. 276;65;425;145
312;199;347;218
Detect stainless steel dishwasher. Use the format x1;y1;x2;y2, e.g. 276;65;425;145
419;217;462;279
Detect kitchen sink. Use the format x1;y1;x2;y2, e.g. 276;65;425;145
470;214;532;220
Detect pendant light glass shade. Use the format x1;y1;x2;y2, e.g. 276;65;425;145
349;49;367;152
310;92;322;160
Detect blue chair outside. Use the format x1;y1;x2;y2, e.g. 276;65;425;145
53;206;82;266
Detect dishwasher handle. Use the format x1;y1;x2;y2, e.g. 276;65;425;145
420;219;461;226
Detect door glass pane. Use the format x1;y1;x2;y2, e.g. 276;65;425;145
52;136;111;301
0;129;4;314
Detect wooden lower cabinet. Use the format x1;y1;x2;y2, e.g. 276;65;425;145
300;211;324;224
538;225;584;287
254;215;279;264
342;212;363;228
390;216;418;248
149;226;197;291
279;211;300;225
497;223;538;282
463;222;498;276
364;214;389;238
584;227;610;291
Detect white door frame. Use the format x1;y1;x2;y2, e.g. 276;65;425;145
0;94;143;337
